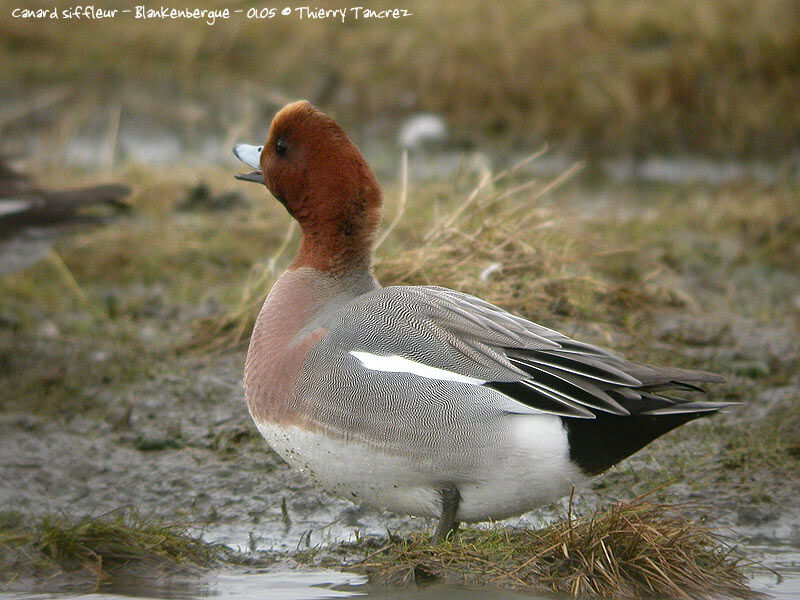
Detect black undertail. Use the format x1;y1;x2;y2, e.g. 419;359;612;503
560;410;704;475
492;349;732;476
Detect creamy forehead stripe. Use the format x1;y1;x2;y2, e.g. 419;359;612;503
349;351;486;385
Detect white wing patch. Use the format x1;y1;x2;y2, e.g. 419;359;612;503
349;351;486;385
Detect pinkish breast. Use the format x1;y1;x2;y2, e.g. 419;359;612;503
242;266;377;426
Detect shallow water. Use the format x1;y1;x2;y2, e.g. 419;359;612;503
0;570;544;600
1;540;798;600
0;571;367;600
2;554;799;600
748;539;800;600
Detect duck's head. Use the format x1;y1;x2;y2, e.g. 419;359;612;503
234;101;382;273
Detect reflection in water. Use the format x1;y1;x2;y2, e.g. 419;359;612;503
106;571;365;599
0;571;366;600
0;570;549;600
748;540;800;600
2;552;799;600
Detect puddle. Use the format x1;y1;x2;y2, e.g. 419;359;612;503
747;538;800;600
0;571;367;600
2;548;798;600
0;570;549;600
0;575;548;600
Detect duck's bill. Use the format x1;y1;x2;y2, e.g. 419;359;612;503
234;170;265;185
233;143;265;185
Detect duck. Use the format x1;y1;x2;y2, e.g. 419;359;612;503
0;157;130;274
233;101;730;542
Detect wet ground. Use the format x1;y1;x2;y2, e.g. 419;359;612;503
0;556;798;599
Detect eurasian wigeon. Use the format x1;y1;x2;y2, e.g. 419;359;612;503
0;157;130;274
233;101;729;541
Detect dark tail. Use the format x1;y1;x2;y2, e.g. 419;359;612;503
562;410;706;475
560;363;731;475
504;343;731;475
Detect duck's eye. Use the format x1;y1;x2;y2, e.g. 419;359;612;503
257;146;263;152
275;137;288;156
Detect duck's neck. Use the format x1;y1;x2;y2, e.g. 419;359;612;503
288;176;382;274
290;214;378;274
257;265;379;342
290;233;371;273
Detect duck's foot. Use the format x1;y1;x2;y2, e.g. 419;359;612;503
433;486;461;543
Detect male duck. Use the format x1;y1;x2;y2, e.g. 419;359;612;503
233;101;729;541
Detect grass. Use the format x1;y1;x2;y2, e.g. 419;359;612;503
0;509;224;588
355;494;755;598
196;154;800;359
0;497;765;598
717;386;800;474
0;163;278;413
1;497;756;599
1;0;798;157
0;496;763;598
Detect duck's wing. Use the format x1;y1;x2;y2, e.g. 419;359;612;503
316;285;730;422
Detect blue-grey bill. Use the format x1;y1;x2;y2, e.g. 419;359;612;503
233;143;265;185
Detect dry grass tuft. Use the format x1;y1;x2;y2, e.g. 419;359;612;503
359;495;755;598
373;155;621;320
0;509;223;586
372;157;695;335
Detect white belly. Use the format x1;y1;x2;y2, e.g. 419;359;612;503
254;414;586;522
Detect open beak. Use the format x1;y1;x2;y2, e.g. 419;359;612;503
233;144;265;185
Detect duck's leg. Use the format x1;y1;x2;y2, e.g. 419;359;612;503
433;486;461;543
